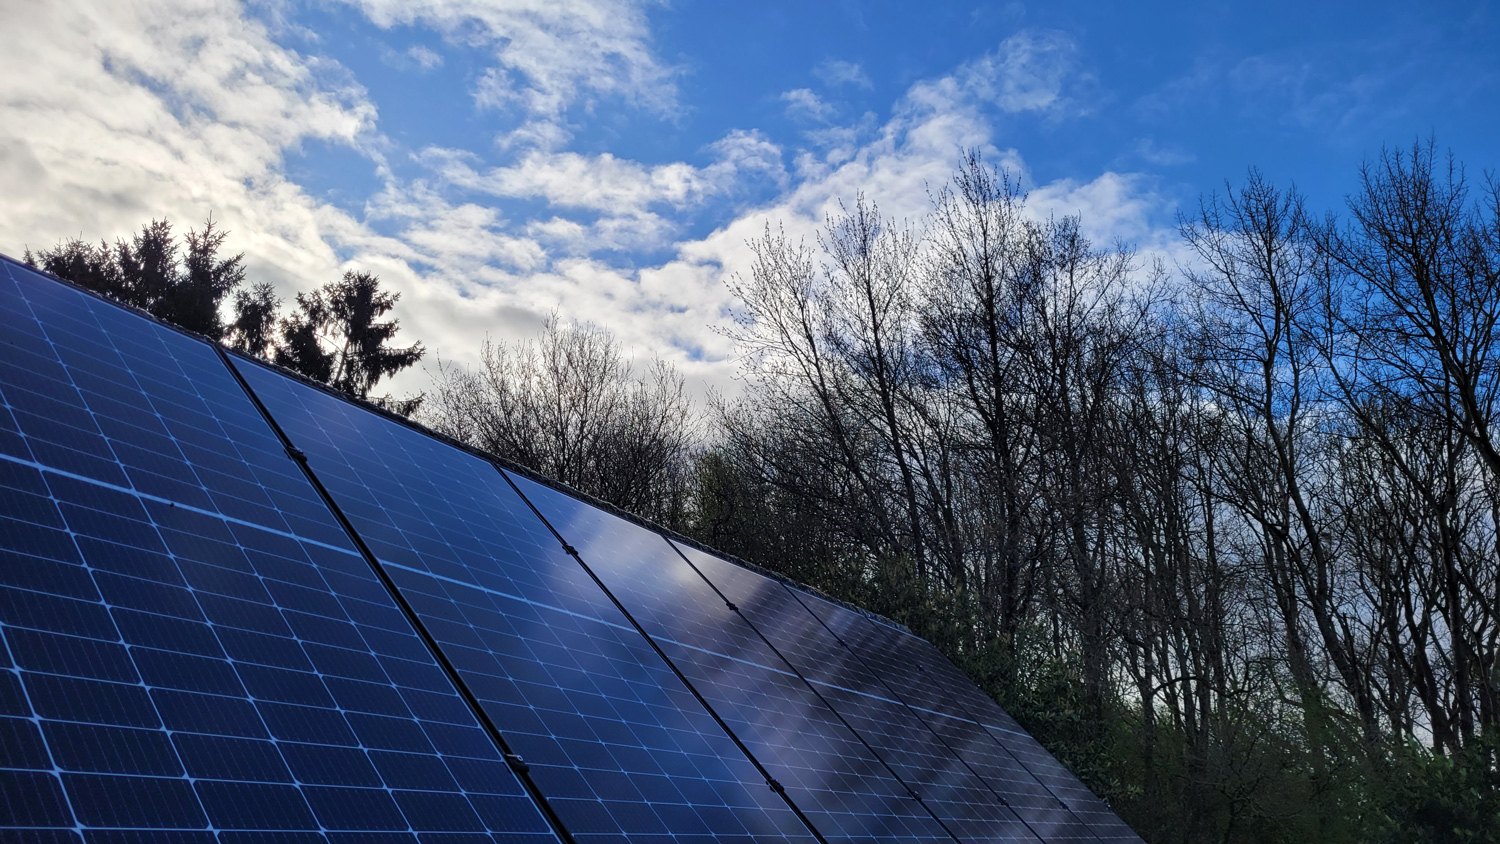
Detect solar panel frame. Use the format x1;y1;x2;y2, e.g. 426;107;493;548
0;257;563;843
506;471;961;844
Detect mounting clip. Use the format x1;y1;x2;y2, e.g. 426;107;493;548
560;543;578;556
767;778;785;794
286;446;307;462
504;752;530;774
725;601;738;612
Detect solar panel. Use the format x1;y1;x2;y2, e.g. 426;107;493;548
666;540;1045;844
2;256;1142;844
230;355;817;844
795;587;1143;844
783;583;1104;842
506;471;956;844
0;259;560;842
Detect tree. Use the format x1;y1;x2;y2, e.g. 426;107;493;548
228;282;281;358
426;315;696;526
27;216;245;339
274;270;425;414
24;236;120;297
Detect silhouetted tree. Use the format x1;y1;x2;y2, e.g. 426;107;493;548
275;270;425;414
24;237;120;297
426;315;696;526
228;282;281;358
27;216;245;339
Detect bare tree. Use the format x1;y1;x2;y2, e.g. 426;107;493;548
426;314;696;526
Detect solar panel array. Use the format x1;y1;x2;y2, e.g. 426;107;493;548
0;255;1143;844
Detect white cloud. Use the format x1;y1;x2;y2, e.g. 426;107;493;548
813;59;872;89
412;130;784;252
338;0;677;125
962;29;1092;116
407;45;443;70
781;88;836;123
0;0;373;296
0;0;1167;409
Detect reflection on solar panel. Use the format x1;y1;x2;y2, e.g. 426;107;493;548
795;587;1144;844
667;540;1045;844
507;471;955;844
0;259;559;843
1;255;1142;844
232;356;816;844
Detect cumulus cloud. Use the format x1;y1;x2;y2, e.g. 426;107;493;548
0;0;373;296
411;130;784;252
0;0;1166;406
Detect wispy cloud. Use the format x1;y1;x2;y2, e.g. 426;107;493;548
1131;31;1487;140
781;88;836;123
338;0;678;145
813;59;872;89
1132;137;1195;166
961;29;1096;117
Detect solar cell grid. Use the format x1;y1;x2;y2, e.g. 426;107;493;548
233;357;816;844
0;260;559;843
667;540;1044;844
796;588;1143;844
508;472;956;844
788;586;1102;843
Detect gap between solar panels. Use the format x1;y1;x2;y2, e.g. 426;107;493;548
227;347;827;844
772;581;1101;841
506;471;980;843
664;538;1072;844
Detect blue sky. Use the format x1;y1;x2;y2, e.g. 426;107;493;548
1;0;1495;397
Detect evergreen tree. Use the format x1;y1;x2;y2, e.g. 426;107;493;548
274;270;424;413
24;237;121;298
28;217;245;339
159;218;246;337
227;282;281;358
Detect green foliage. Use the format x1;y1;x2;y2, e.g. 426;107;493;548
1371;737;1500;843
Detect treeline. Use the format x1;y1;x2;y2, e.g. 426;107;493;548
428;143;1500;843
26;218;424;413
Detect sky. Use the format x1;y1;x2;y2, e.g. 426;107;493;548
1;0;1495;400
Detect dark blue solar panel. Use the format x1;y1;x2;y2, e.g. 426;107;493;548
778;581;1102;843
231;355;816;844
667;541;1043;843
0;259;559;843
507;472;956;844
794;588;1143;844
